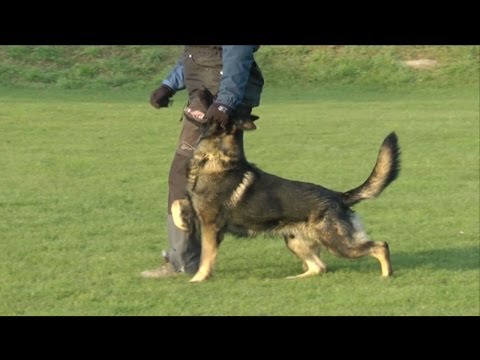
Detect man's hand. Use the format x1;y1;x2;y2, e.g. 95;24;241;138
150;85;174;109
205;102;233;125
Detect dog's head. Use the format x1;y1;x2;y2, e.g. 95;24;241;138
184;108;259;139
183;88;259;160
188;114;259;161
183;115;257;167
183;88;259;138
201;114;259;137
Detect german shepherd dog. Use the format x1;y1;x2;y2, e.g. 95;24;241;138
172;107;401;283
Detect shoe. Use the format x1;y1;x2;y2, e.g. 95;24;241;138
140;262;181;279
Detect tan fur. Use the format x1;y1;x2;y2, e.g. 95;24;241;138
171;199;189;231
356;144;395;200
285;237;327;279
370;243;393;277
227;171;255;208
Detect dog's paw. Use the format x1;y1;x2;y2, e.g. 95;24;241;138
189;271;210;283
286;268;326;279
171;200;189;231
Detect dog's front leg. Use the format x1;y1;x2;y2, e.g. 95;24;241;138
190;224;219;283
171;199;191;231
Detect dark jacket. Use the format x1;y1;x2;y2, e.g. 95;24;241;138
162;45;261;110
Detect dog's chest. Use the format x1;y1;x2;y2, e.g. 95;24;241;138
188;168;249;213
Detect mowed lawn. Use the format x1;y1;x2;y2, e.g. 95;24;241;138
0;86;478;316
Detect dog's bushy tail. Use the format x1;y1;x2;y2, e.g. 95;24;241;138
342;132;401;207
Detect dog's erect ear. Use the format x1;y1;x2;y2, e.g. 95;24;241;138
234;114;259;131
196;113;260;136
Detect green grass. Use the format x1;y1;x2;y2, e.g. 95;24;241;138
0;86;478;315
0;46;478;89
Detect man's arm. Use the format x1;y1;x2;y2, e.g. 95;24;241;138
150;56;186;109
162;57;186;92
215;45;257;110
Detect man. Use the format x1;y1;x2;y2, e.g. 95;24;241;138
142;45;264;278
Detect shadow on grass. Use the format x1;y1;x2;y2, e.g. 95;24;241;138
391;246;479;272
219;245;479;280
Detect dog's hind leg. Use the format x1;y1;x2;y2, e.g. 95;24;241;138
345;216;393;277
190;224;221;283
300;244;321;272
322;215;393;277
335;240;393;277
284;235;327;279
370;241;393;277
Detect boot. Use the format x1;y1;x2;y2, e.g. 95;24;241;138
140;262;179;278
140;215;201;278
165;214;188;272
167;214;201;274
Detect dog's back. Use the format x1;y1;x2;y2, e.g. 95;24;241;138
221;132;400;236
225;168;342;233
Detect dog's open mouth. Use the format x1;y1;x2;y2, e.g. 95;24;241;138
186;107;206;121
184;107;207;126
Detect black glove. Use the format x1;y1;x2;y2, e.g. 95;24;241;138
150;85;174;109
205;102;233;125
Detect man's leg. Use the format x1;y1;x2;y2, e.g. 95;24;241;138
141;118;202;278
165;148;200;274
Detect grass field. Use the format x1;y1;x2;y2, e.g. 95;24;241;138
0;85;478;315
1;46;478;89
